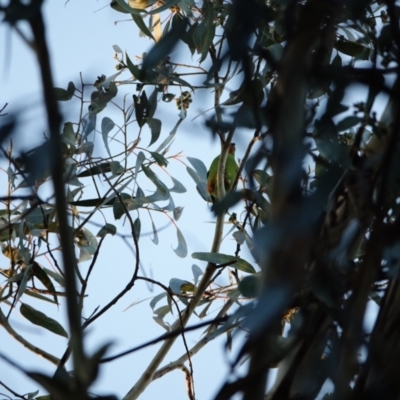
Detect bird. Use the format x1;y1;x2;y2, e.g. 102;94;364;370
207;143;239;203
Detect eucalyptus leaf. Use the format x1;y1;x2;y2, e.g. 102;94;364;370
20;303;68;338
132;13;155;41
135;151;146;177
147;119;162;146
142;165;169;196
151;220;159;244
334;39;370;60
113;44;123;53
239;275;261;298
187;157;208;182
43;268;65;287
173;226;187;258
154;118;182;153
126;53;143;81
148;87;158;118
150;292;167;310
133;217;141;240
173;206;184;221
150;151;168;166
192;252;256;273
101;117;115;158
169;177;186;193
97;223;117;238
192;264;203;285
32;262;58;304
54;87;72;101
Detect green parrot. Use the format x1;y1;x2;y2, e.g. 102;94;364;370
207;143;239;202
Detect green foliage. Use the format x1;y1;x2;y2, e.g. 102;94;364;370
20;303;68;338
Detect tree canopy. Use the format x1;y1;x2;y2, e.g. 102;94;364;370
1;0;400;399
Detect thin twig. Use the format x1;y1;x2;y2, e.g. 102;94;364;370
0;307;60;365
153;299;234;380
100;316;228;363
82;174;140;328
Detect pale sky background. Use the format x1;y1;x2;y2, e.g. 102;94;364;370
0;1;385;400
0;1;255;399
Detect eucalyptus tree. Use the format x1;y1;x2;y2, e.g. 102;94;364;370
1;1;399;400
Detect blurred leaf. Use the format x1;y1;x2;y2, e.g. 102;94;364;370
62;122;75;146
113;44;123;53
239;275;261;298
266;43;283;62
77;162;113;178
67;81;75;96
25;289;57;304
90;83;118;115
113;196;128;220
25;389;39;399
169;74;194;90
165;194;176;211
43;268;65;287
54;87;72;101
147;119;162;146
154;117;182;153
133;217;141;240
20;303;68;338
192;264;203;285
77;141;94;157
148;87;158;118
150;292;167;310
169;177;186;193
334;39;370;60
97;223;117;238
134;91;149;128
110;161;124;175
101;117;115;158
253;169;271;189
232;230;245;245
151;220;159;244
32;262;58;304
186;166;200;184
142;18;188;72
15;264;32;303
135;151;146;177
162;93;175;102
173;226;187;258
142;165;169;196
336;116;362;131
192;252;256;274
193;4;215;62
197;181;211;201
132;13;155;41
153;314;171;331
84;114;96;137
126;53;143;81
187;157;208;182
173;206;184;221
76;228;98;256
150;151;168;166
3;245;29;263
70;198;110;207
